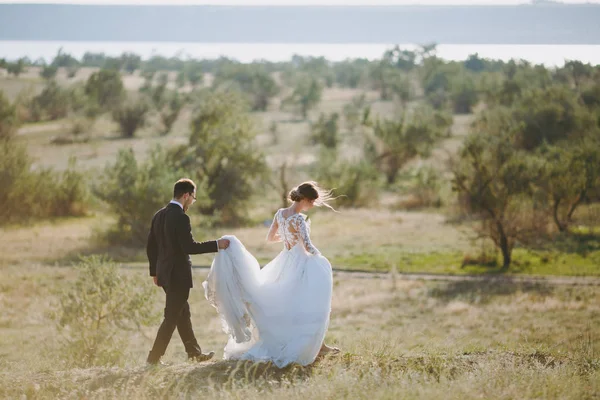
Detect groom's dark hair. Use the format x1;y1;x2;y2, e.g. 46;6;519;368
173;178;196;198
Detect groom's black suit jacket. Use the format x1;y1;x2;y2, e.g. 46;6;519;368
147;203;218;289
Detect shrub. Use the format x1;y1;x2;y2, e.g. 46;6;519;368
0;140;88;224
93;146;189;246
310;112;339;149
0;90;19;140
168;90;268;226
313;148;380;208
112;98;150;138
53;256;158;367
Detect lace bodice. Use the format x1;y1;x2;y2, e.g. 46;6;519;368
266;209;320;255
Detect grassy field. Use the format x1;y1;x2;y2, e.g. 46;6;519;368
0;65;599;398
2;66;600;276
0;264;598;399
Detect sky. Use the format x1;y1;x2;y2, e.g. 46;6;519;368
0;0;599;4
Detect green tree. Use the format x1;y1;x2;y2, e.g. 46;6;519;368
369;60;405;101
0;91;19;140
103;57;125;71
6;58;25;77
562;60;593;91
537;141;600;232
112;98;149;138
511;85;594;151
343;93;369;133
185;60;204;88
94;147;184;245
464;53;486;73
450;73;479;114
51;48;79;68
159;91;183;136
0;140;88;224
581;83;600;111
384;46;418;71
168;90;268;225
81;52;108;68
283;75;323;119
120;52;142;74
213;64;279;111
310;112;340;149
40;63;58;81
333;59;369;88
452;127;542;269
30;81;70;121
85;69;125;111
366;106;448;185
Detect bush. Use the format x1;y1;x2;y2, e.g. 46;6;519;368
112;98;150;138
212;64;279;111
366;105;448;185
85;69;125;112
0;90;19;140
451;130;546;269
6;59;25;77
52;256;158;367
93;146;185;246
168;90;268;226
159;91;183;135
313;148;380;208
310;112;339;149
0;140;88;224
40;64;58;80
451;74;479;114
342;93;369;134
282;74;323;119
400;166;445;209
29;81;71;122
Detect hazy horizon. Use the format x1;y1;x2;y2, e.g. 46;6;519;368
1;0;600;4
2;42;600;67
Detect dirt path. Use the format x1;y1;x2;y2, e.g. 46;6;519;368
185;265;600;286
331;269;600;286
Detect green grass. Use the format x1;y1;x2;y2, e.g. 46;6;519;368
332;248;600;276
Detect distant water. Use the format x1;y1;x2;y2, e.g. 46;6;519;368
1;41;600;66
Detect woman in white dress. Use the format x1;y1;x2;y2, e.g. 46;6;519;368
203;181;339;368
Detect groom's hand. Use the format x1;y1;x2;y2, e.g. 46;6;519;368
152;276;159;286
217;239;230;250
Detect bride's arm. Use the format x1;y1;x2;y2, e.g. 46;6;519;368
293;215;321;255
266;212;282;243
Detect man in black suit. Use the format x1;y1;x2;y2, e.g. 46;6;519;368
146;178;230;365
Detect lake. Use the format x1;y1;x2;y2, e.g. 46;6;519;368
1;41;600;66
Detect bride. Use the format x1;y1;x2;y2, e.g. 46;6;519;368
203;181;340;368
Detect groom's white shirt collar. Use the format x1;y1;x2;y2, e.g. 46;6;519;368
169;200;184;210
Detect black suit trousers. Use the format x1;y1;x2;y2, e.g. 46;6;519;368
147;285;202;362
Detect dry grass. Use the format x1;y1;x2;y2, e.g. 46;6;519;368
0;264;598;399
0;206;470;271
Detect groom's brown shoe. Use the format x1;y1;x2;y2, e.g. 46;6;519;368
188;351;215;363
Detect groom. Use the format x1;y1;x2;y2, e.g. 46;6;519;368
146;178;230;365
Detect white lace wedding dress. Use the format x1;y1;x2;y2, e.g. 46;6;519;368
202;210;333;368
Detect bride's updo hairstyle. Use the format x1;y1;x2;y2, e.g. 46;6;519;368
288;181;337;211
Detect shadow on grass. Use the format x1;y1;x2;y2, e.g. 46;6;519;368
82;360;314;395
530;230;600;256
428;278;554;304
